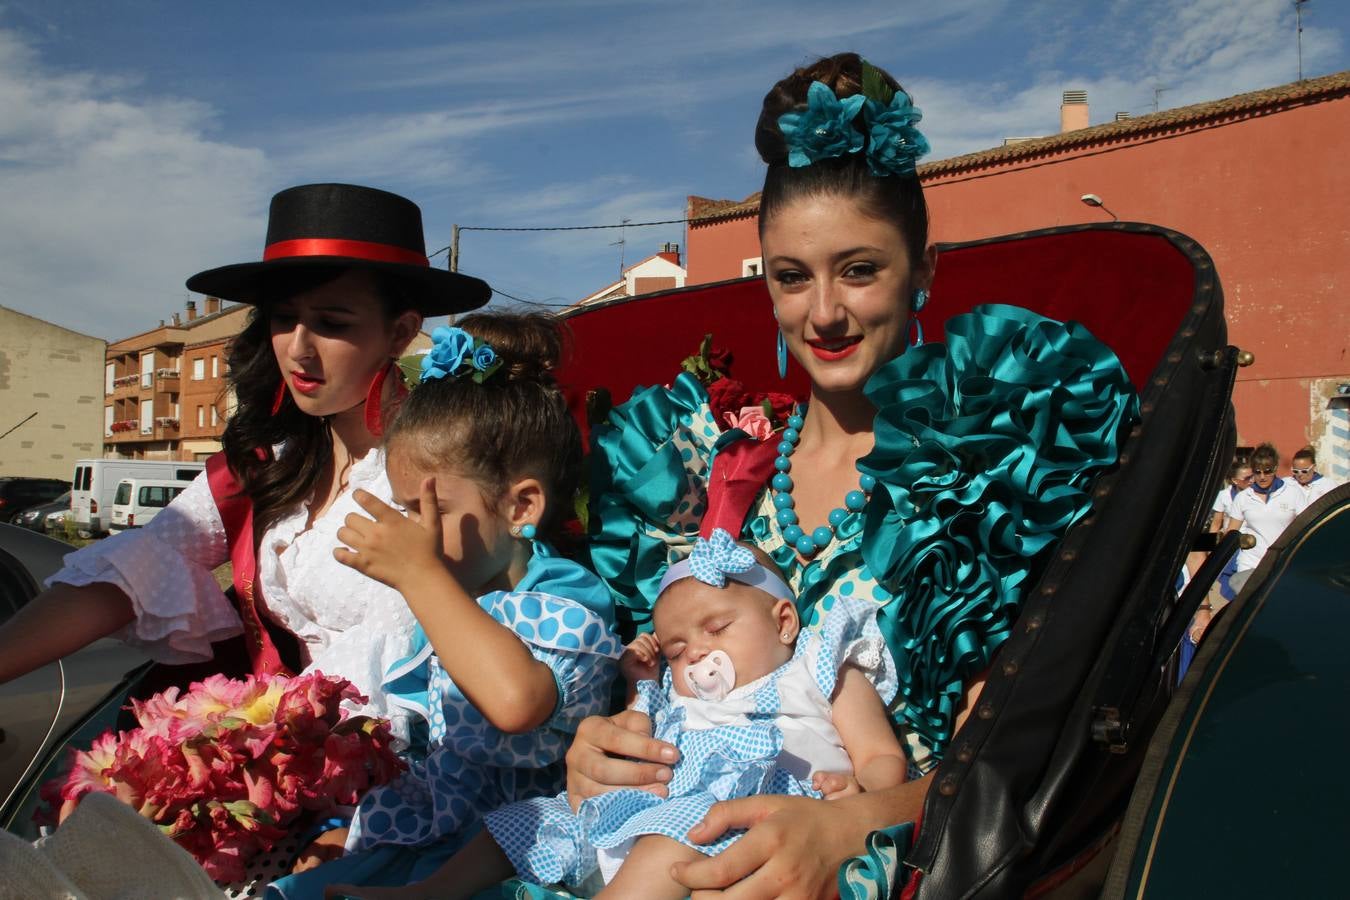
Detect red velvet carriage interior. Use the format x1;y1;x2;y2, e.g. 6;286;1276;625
555;224;1198;429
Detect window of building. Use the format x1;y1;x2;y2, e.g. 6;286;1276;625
105;363;115;396
140;399;154;434
210;406;219;426
192;358;205;380
140;353;154;389
211;356;219;378
197;405;205;427
104;405;114;437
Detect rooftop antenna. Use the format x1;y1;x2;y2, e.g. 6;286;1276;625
609;217;631;279
1151;85;1170;113
1295;0;1310;81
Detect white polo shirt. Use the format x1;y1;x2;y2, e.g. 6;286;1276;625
1297;474;1342;504
1229;481;1308;572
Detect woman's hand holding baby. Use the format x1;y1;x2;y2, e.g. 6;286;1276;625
565;710;679;811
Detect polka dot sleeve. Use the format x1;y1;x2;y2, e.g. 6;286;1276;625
46;471;243;663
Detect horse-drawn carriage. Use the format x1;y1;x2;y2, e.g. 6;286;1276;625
5;222;1340;897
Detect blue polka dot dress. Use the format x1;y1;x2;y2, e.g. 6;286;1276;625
485;597;897;889
345;546;624;855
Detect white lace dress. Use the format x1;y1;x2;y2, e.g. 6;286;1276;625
47;448;421;740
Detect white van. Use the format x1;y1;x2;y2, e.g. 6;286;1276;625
70;459;204;535
108;479;189;532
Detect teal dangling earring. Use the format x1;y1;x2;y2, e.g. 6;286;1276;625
909;288;928;348
773;306;788;379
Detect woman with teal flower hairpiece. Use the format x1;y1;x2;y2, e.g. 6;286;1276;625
566;52;1139;898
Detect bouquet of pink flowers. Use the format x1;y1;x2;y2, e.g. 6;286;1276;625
37;671;405;882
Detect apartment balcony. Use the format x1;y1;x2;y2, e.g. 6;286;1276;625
155;369;181;391
106;420;140;444
154;417;181;438
110;374;140;399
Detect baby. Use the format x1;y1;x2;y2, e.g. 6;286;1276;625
329;528;904;900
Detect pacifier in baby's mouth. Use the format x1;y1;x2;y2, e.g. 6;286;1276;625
684;650;737;702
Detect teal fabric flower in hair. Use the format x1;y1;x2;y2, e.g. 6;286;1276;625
863;92;930;177
778;81;866;168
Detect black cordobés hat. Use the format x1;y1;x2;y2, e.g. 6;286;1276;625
186;183;491;316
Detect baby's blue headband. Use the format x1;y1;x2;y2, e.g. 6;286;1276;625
658;528;794;603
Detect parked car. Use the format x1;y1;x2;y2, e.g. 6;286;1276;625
0;478;70;524
108;479;188;532
69;459;202;536
0;523;150;817
10;491;71;533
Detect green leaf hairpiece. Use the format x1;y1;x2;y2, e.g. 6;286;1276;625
860;60;895;106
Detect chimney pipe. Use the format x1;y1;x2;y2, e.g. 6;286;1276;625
1060;90;1089;132
186;300;198;322
172;313;181;327
205;297;221;315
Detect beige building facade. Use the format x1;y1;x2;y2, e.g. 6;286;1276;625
0;306;105;479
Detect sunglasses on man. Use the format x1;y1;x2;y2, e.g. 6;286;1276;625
1253;466;1277;475
1291;466;1314;475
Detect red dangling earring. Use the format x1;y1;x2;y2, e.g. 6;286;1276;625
270;379;288;415
364;359;407;438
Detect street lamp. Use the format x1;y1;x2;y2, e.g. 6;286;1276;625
1080;193;1119;222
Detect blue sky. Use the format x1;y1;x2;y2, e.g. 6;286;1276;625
1;0;1345;338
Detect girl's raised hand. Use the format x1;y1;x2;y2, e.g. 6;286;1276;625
334;478;444;591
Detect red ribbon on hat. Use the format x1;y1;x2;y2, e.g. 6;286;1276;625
263;238;429;267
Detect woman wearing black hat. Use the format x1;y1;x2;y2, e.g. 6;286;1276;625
0;185;491;751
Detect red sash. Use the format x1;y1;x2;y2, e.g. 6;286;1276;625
205;452;293;677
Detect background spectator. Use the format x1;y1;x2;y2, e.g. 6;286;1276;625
1290;446;1342;503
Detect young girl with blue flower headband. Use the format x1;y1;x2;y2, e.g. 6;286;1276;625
271;313;624;899
329;528;905;899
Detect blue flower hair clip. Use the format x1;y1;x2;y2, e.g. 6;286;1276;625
419;325;503;384
777;59;929;177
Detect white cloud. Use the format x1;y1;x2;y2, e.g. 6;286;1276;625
0;28;271;339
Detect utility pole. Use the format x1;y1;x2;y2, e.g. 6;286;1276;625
1295;0;1309;81
449;224;460;273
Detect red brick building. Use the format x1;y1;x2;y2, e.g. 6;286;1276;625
104;299;247;460
685;71;1350;479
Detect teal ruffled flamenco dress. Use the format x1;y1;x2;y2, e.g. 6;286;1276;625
584;304;1138;899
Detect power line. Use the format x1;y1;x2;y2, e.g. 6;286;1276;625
457;216;693;234
490;288;575;309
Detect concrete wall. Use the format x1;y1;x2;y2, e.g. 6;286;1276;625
921;96;1349;460
687;215;761;284
0;307;105;479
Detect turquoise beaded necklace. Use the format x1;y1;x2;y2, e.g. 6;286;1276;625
771;410;876;558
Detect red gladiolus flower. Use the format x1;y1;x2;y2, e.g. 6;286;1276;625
36;672;405;882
